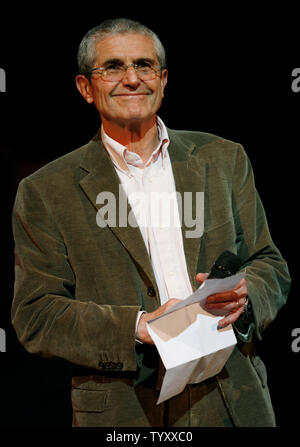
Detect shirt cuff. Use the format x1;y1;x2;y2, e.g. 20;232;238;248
135;310;146;344
233;320;255;343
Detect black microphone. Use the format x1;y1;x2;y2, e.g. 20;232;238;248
207;250;242;279
206;251;253;328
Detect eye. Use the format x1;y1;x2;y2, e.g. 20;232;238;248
106;63;122;72
136;60;152;69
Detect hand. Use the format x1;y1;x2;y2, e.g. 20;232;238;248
137;298;181;344
196;273;248;329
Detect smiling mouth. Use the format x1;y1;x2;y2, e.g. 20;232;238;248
113;93;149;97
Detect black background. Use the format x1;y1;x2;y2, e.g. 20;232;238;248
0;5;299;429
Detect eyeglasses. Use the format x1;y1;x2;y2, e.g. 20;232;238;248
87;61;162;82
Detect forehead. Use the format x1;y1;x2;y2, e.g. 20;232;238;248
94;33;158;64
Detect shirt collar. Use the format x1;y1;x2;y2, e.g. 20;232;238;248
101;116;170;176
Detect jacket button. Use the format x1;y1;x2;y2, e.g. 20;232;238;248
147;286;156;297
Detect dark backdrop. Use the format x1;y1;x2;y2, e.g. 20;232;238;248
0;5;298;428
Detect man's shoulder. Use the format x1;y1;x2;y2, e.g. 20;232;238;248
167;128;240;149
19;139;95;187
168;129;245;165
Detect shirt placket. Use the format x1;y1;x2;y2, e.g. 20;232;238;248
146;162;189;301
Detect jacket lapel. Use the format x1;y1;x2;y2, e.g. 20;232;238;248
78;134;157;290
168;129;207;291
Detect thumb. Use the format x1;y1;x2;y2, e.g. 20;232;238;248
152;298;181;319
195;272;209;284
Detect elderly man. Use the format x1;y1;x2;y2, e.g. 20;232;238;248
12;18;290;427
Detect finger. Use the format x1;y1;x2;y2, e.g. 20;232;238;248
206;290;239;304
164;298;181;311
233;278;248;298
233;278;246;289
218;305;245;329
203;297;246;319
206;300;242;312
152;298;180;319
233;286;248;299
206;296;246;308
195;273;209;284
167;298;181;306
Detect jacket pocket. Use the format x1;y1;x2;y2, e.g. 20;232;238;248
71;388;108;412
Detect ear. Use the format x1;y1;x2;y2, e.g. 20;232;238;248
75;75;94;104
160;69;168;97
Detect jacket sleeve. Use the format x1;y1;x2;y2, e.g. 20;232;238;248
232;144;291;341
11;177;140;371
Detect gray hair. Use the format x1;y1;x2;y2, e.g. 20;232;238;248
77;18;166;77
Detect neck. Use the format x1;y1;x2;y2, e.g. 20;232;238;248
101;116;159;164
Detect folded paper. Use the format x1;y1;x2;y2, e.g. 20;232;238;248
146;273;244;404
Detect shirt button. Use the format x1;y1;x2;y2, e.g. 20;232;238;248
147;286;156;297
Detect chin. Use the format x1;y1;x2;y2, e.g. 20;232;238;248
121;112;152;123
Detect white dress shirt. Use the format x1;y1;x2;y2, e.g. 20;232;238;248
101;116;193;336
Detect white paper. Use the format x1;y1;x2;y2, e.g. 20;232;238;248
146;273;244;404
148;273;245;321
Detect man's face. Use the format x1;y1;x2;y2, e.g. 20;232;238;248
78;33;168;126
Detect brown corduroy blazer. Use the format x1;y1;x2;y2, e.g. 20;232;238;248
11;128;291;426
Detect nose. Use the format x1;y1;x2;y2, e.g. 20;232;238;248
122;66;141;88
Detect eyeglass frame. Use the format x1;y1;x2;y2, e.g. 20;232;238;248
85;62;164;82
